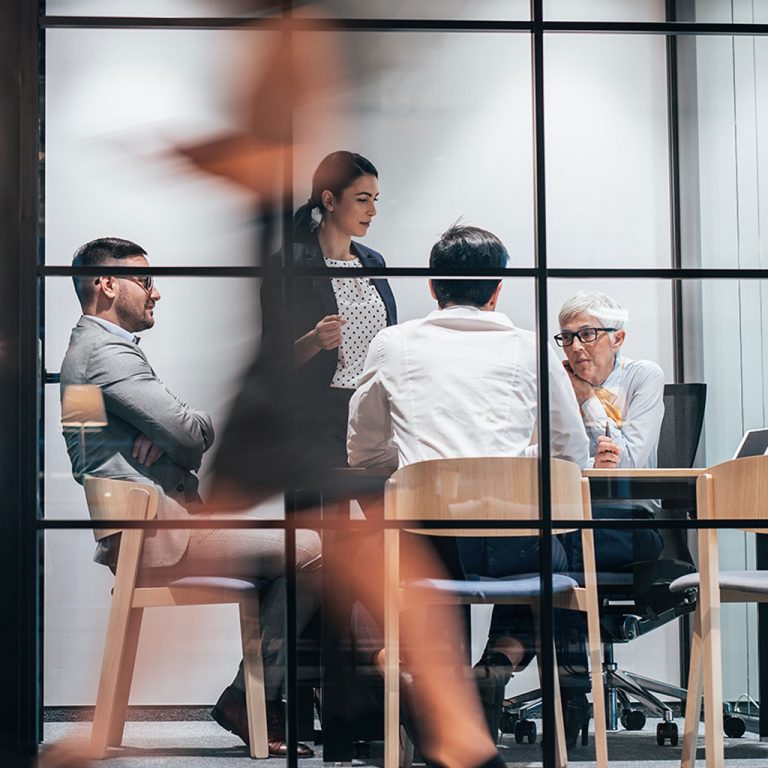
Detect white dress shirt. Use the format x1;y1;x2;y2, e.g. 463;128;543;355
580;355;665;469
347;306;589;469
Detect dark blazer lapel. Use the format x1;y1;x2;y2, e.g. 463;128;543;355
355;245;398;325
299;240;338;317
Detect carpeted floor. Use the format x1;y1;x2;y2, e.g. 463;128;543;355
42;718;768;767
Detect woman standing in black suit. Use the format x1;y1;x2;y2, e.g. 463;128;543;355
261;151;397;467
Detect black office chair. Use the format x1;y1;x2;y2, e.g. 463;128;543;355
503;383;706;747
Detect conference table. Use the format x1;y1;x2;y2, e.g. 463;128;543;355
317;465;767;761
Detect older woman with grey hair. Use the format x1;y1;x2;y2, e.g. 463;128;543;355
555;290;664;471
550;289;666;744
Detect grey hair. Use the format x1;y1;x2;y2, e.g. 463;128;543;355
558;290;628;330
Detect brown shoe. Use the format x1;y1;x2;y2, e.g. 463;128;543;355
212;687;314;757
266;699;315;758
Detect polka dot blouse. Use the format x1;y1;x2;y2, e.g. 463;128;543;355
324;256;387;390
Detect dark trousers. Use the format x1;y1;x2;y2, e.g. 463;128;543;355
463;536;569;671
557;502;664;691
482;506;663;691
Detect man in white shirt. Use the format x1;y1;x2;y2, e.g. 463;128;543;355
347;225;589;738
347;225;588;470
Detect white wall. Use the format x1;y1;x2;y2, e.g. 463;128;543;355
44;1;676;705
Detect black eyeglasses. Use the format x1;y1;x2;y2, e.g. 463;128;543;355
95;275;154;292
553;327;616;347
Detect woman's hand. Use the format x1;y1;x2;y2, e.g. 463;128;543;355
312;314;346;350
562;359;595;405
594;435;621;467
294;314;347;367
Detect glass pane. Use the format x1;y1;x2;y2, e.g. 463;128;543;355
688;0;768;25
44;28;280;268
323;0;529;20
43;526;318;762
46;0;281;17
545;0;666;22
46;0;529;19
544;34;671;269
45;28;534;268
292;31;534;267
45;274;266;523
678;35;768;269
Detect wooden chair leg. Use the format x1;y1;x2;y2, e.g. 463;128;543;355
585;600;607;768
699;529;725;768
239;596;269;759
107;607;144;746
91;595;136;757
682;607;704;768
384;528;401;768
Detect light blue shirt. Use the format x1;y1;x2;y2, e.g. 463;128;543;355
85;315;139;345
580;355;665;469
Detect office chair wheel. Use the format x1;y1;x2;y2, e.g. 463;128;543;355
723;715;746;738
620;709;646;731
656;721;678;746
514;719;537;744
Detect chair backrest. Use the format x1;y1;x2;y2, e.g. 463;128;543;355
698;455;768;529
657;383;707;469
84;477;158;542
384;456;589;534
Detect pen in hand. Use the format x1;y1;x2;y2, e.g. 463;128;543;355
605;421;611;438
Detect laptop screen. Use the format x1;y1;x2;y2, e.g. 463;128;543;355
733;428;768;459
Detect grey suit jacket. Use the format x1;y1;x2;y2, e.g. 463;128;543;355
60;316;215;568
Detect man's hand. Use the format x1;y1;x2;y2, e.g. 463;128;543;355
312;314;346;351
562;359;595;404
132;433;164;467
594;435;621;467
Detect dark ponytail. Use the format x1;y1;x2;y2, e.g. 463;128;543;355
294;150;378;241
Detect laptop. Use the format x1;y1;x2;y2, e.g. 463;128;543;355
733;428;768;459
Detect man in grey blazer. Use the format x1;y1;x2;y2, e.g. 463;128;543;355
60;237;320;757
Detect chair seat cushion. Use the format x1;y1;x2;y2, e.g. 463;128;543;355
167;576;261;594
670;570;768;594
405;573;579;600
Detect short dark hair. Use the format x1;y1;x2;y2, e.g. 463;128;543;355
429;225;509;308
71;237;147;307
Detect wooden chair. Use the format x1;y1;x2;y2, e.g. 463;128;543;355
382;456;608;768
84;476;269;759
671;455;768;768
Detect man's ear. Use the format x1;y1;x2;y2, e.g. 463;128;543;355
486;282;503;310
97;275;119;300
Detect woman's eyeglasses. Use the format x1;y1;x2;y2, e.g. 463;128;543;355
553;327;616;347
